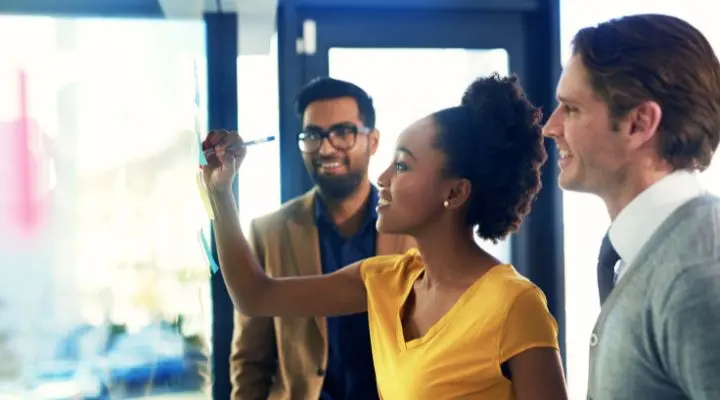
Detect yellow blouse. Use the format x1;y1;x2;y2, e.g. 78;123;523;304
360;249;559;400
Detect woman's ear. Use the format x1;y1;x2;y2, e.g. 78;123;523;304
444;178;472;210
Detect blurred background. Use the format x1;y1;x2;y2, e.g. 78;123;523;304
0;0;719;399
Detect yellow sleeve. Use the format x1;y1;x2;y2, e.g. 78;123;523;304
359;250;416;283
499;286;559;363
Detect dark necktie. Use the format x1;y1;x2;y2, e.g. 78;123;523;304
597;233;620;305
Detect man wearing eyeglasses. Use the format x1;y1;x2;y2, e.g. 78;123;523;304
230;77;414;400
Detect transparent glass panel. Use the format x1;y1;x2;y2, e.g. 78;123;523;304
237;35;281;232
560;2;720;398
329;48;511;261
0;16;211;399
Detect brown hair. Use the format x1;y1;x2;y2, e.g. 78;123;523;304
572;13;720;171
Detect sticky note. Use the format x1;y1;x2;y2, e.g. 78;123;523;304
10;70;41;235
197;132;208;167
198;229;219;274
192;59;207;167
196;171;214;220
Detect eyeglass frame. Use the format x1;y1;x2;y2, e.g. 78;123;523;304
296;123;372;153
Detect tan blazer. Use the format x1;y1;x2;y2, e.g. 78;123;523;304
230;189;415;400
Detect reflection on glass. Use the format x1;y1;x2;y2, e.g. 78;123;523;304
559;2;720;398
0;16;211;399
236;35;281;232
329;47;512;262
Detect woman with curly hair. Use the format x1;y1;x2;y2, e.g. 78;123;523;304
204;74;567;399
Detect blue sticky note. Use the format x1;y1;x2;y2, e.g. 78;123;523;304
193;59;201;108
199;230;219;273
197;133;208;166
193;60;206;166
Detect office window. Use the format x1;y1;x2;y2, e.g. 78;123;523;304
0;16;211;399
560;2;720;398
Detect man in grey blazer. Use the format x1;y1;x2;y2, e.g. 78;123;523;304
543;14;720;400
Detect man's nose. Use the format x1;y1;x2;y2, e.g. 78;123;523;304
542;111;562;138
318;138;338;156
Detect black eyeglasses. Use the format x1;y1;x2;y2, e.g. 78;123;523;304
297;123;371;153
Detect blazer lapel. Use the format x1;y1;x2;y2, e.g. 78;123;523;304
286;189;327;342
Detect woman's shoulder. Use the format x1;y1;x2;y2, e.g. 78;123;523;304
483;264;549;304
360;248;422;284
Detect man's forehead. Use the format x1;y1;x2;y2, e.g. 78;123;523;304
303;97;361;126
556;55;594;102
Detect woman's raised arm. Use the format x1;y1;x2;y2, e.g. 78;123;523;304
203;130;368;317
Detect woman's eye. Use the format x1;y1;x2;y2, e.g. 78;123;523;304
394;161;408;172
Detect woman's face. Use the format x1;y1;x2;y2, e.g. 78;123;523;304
376;116;456;235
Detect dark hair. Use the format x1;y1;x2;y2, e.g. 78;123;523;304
294;77;376;129
572;13;720;171
433;73;546;242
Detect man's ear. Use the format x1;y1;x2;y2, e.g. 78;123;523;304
369;129;380;155
627;100;662;149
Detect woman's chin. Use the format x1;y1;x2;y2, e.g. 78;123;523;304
376;216;389;233
376;216;403;235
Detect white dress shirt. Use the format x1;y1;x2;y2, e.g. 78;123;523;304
609;170;706;283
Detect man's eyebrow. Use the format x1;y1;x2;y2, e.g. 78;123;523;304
556;95;578;105
303;121;357;130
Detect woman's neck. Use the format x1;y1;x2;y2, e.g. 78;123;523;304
412;221;497;289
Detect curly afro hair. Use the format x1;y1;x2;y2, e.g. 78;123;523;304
433;73;547;242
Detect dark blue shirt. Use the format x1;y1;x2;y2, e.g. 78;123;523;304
315;186;379;400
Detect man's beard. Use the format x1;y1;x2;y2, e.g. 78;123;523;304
311;171;364;200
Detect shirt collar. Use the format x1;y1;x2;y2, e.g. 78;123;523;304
314;185;378;227
609;170;705;266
